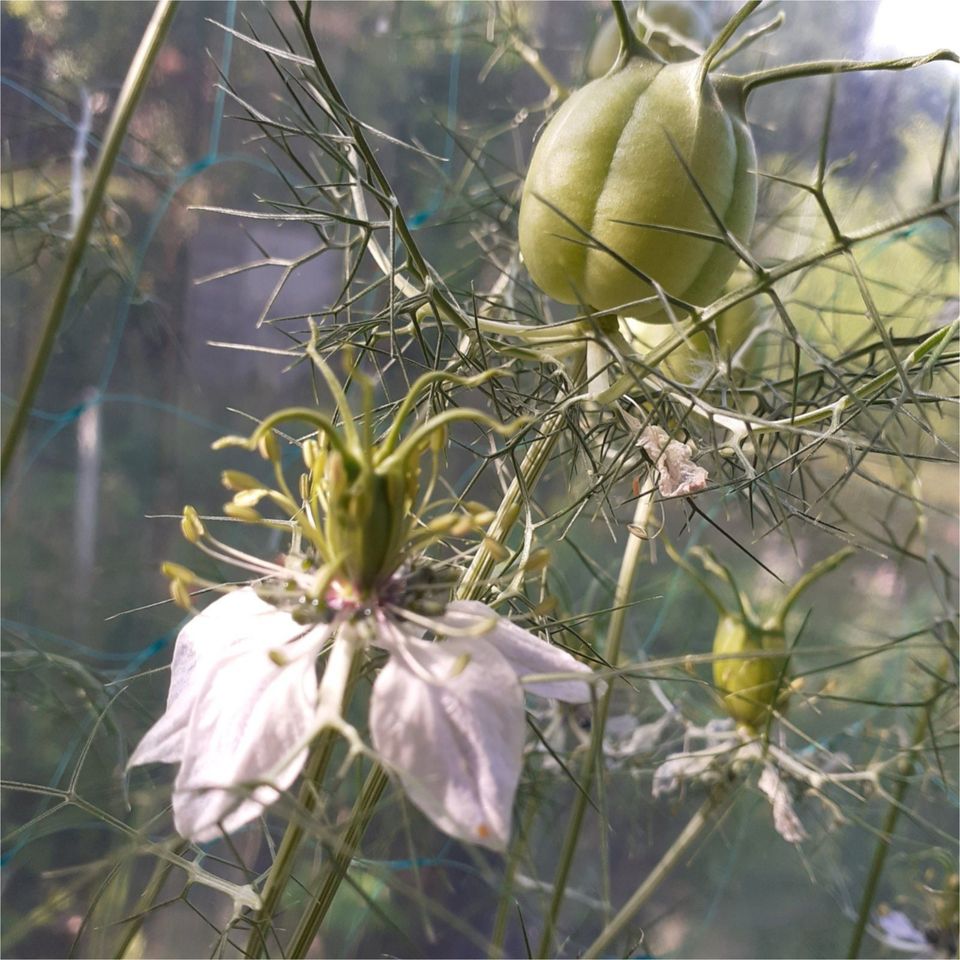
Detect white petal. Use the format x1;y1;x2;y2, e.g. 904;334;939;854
173;626;323;842
369;629;524;852
441;601;598;703
129;589;297;768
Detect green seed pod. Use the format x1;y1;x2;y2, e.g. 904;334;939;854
712;612;786;728
668;544;854;732
518;54;756;320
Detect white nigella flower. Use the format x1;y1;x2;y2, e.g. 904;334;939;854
130;363;601;851
129;586;596;851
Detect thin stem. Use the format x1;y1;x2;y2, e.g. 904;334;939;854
711;12;784;70
582;789;730;958
246;638;364;958
113;842;188;958
846;660;948;957
741;49;959;98
777;547;854;624
488;789;539;958
286;766;389;958
609;0;650;66
290;1;470;332
537;480;656;958
1;0;179;481
245;728;345;957
698;1;761;82
457;360;584;600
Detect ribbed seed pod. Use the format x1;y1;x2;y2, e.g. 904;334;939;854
712;613;786;728
518;52;757;321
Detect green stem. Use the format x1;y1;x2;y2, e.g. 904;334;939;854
609;0;650;66
113;842;187;959
536;481;656;958
489;790;539;958
582;789;729;959
290;0;469;333
286;766;389;958
777;547;854;623
245;727;347;957
741;49;959;98
699;1;761;81
710;12;784;70
457;361;584;600
0;0;178;481
846;663;946;958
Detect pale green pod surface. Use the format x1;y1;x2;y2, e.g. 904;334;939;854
518;59;757;318
678;85;757;307
519;57;662;307
712;613;786;728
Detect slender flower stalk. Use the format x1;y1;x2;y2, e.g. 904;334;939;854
582;789;731;959
537;477;657;958
1;0;179;480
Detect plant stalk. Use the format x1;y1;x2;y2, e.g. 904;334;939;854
245;727;349;957
846;661;947;958
741;50;958;98
536;479;656;958
286;766;389;958
1;0;178;481
582;789;729;959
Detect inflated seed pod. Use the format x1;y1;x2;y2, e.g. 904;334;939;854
519;46;757;321
669;545;853;732
712;612;786;728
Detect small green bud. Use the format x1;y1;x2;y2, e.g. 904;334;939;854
233;488;269;508
449;652;472;678
302;438;321;471
429;424;448;454
170;579;194;611
450;515;475;537
501;503;521;530
524;548;551;574
427;515;460;535
482;537;511;562
211;434;250;451
532;596;558;617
